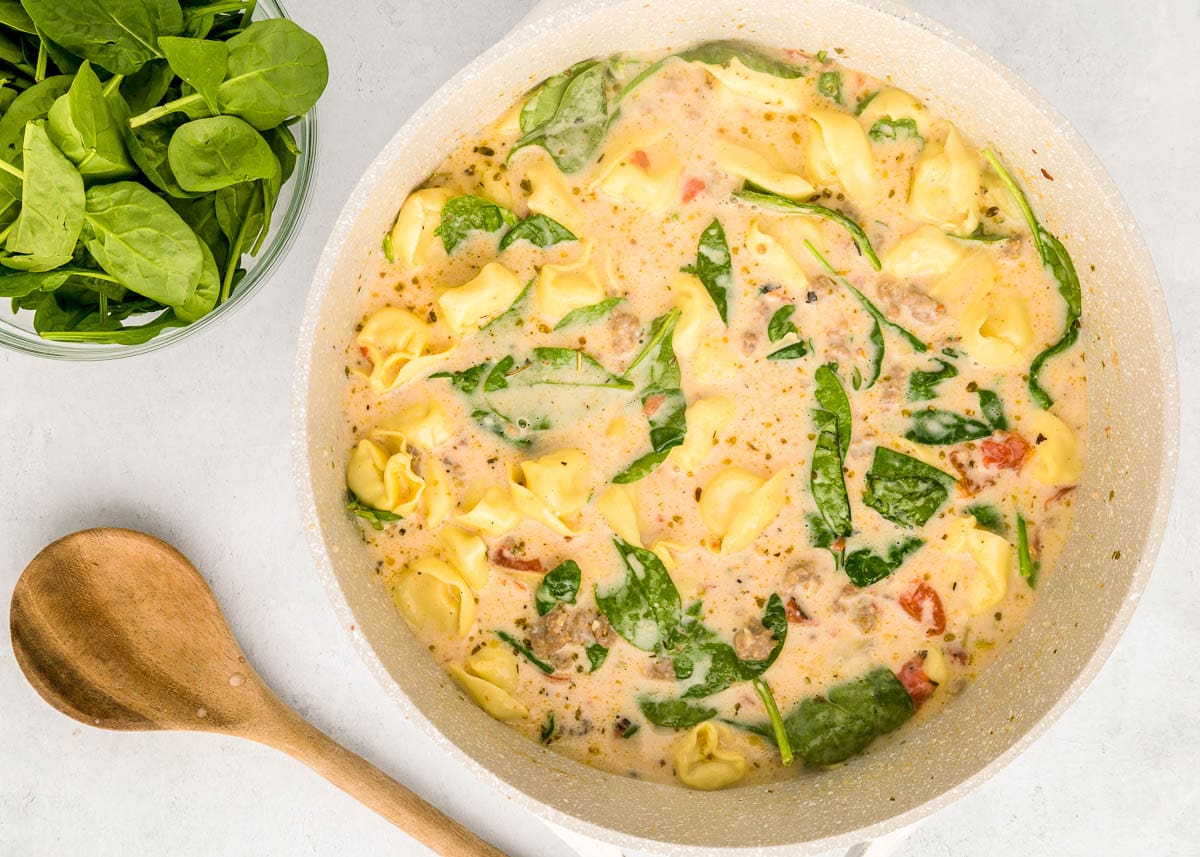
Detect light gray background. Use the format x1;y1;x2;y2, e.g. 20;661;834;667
1;1;1195;855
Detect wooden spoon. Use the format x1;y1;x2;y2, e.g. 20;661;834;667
10;528;507;857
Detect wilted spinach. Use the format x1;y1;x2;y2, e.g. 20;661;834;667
535;559;581;616
736;181;881;270
494;630;556;675
907;357;957;401
843;537;924;587
638;697;717;729
817;71;841;103
512;60;607;173
967;504;1007;536
867;117;921;143
612;309;686;483
434;194;519;254
682;217;731;323
553;296;623;331
497;212;575;251
862;447;956;528
809;364;852;548
1017;512;1039;587
594;538;682;653
347;494;402;531
906;387;1007;445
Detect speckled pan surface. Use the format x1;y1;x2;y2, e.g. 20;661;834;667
292;1;1178;853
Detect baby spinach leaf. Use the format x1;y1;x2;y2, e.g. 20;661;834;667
585;643;608;673
673;594;786;699
767;304;797;342
595;537;682;653
844;537;924;587
907;357;957;401
0;267;70;297
681;217;731;323
752;678;794;766
811;409;852;541
767;340;810;361
214;19;328;130
983;150;1082;410
518;59;592;134
431;362;490;394
863;447;956;529
168;115;278;191
736;182;881;270
46;61;138;182
950;222;1011;243
119;58;175;114
22;0;183;75
977;387;1008;431
1017;512;1039;588
0;75;74;227
814;363;852;458
169;191;230;271
108;93;200;199
494;630;556;675
497;212;576;251
523;347;634;390
535;559;582;616
83;181;203;306
638;697;716;729
513;60;607;174
0;0;35;34
905;408;992;446
173;237;219;323
867;117;921;143
158;35;227;114
817;71;841;103
42;309;186;344
967;503;1006;536
4;121;84;271
613;310;686;483
674;40;805;79
553;296;623;330
433;194;519;254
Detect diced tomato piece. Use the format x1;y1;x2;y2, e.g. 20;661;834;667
628;149;650;169
643;394;666;416
897;655;937;708
359;346;371;359
492;545;543;573
979;431;1031;471
681;177;706;203
899;580;946;636
785;597;813;624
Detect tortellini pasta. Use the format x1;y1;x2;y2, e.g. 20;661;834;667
449;644;529;721
347;401;455;521
666;396;735;472
389;187;454;268
1029;410;1082;485
959;288;1034;368
372;399;453;449
929;250;995;304
346;438;425;516
522;148;584;233
699;467;787;554
672;723;748;790
421;456;455;528
909;127;981;234
882;225;967;280
536;241;606;324
509;449;591;536
598;141;683;214
597;483;642;547
747;220;809;290
438;262;526;339
357;307;453;393
702;58;804;109
457;486;522;536
806;109;878;202
857;87;932;139
949;516;1011;616
392;555;476;637
715;139;813;198
671;272;722;355
438;526;490;590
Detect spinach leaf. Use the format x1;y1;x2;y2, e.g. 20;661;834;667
674;41;806;79
950;222;1011;244
431;362;490;394
868;117;921;143
120;58;175;114
540;712;555;744
752;678;794;765
843;537;924;587
480;277;532;332
513;60;607;173
863;447;956;528
497;211;575;251
585;643;608;673
522;347;634;390
674;594;786;699
553;296;623;330
535;559;582;616
907;357;957;401
817;71;841;103
767;340;810;361
168;115;278;191
213;18;327;130
638;697;716;729
814;363;851;457
748;667;913;767
46;62;137;181
346;495;403;530
983;150;1082;410
1017;512;1039;588
977;387;1008;431
173;237;220;323
41;309;186;344
433;194;519;254
0;267;72;297
736;182;881;270
169;191;229;271
767;305;797;342
905;408;992;446
83;181;203;306
967;504;1007;536
811;409;852;541
158;35;227;114
22;0;183;75
4;122;85;272
613;310;686;483
0;0;35;34
594;538;682;653
681;217;731;323
518;59;591;134
494;630;556;675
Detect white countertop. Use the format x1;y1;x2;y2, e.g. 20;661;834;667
2;1;1197;855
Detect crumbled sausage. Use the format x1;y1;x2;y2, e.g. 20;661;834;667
782;562;821;602
741;330;759;356
833;584;877;633
530;604;573;657
733;620;776;660
645;657;676;679
589;613;617;647
608;311;640;354
999;236;1024;258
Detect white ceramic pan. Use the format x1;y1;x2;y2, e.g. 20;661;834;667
293;1;1179;852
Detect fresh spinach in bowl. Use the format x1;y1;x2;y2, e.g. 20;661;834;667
0;1;327;344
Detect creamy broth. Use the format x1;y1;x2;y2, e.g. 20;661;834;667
339;44;1086;789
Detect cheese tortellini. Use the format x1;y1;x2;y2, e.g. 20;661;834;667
457;485;523;537
536;241;606;325
715;139;813;198
909;127;981;234
672;723;748;790
960;288;1034;368
598;138;683;213
1029;410;1082;485
449;644;529;721
509;449;591;535
392;555;476;637
666;396;735;472
671;272;722;355
949;516;1012;616
438;262;526;339
357;307;453;393
346;400;455;521
524;148;584;233
437;526;490;590
389;187;453;268
806;109;878;202
883;225;967;280
858;87;932;139
747;220;809;289
699;467;787;554
702;58;804;109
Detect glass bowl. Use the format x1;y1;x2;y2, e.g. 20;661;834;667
0;0;318;360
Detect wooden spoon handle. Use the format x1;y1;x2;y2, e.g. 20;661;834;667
253;702;508;857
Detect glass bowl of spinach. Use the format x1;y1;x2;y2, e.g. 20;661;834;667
0;0;325;358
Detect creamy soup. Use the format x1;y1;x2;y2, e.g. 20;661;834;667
339;42;1085;790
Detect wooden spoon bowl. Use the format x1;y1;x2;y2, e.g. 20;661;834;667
10;528;505;857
